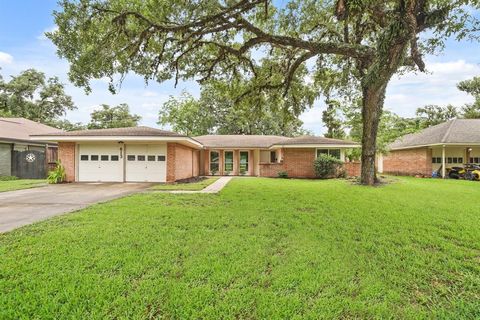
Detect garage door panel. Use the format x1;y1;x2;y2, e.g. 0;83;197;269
79;144;123;182
125;144;166;182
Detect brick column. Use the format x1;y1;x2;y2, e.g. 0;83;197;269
58;142;75;182
166;143;176;182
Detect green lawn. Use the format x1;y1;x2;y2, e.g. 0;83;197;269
0;179;46;192
1;177;479;319
150;177;219;191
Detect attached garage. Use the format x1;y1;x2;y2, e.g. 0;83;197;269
32;126;202;183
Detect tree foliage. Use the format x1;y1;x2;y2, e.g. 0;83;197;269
48;0;480;185
416;105;458;127
0;68;75;123
322;100;345;139
159;80;307;136
88;103;141;129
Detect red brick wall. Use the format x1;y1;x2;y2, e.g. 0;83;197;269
344;161;361;177
259;148;316;178
166;143;200;182
383;148;432;176
58;142;75;182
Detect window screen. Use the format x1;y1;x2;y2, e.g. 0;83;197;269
270;151;276;163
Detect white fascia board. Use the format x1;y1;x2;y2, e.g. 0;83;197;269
30;135;204;149
390;142;480;151
269;144;360;149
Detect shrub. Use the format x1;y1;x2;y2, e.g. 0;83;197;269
47;161;66;184
0;175;19;181
314;154;344;179
239;168;247;176
277;171;288;178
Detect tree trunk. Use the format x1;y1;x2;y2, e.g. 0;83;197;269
360;82;387;185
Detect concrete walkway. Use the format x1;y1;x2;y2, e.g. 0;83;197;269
0;183;152;233
169;177;233;194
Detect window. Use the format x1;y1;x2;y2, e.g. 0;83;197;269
224;151;233;172
453;157;458;164
210;151;219;173
474;157;480;163
148;155;155;161
459;157;463;163
270;151;276;163
240;151;249;173
127;155;135;161
80;155;89;161
111;155;119;161
158;155;166;161
316;149;341;160
447;157;453;164
91;155;99;161
137;155;146;161
101;155;109;161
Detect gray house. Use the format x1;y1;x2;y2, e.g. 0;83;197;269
0;118;61;178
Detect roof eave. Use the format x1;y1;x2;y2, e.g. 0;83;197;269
30;135;203;149
269;143;360;149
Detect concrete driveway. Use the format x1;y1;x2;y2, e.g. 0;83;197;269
0;183;152;233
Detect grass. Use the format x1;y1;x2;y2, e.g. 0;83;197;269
150;177;219;191
0;179;46;192
0;177;479;319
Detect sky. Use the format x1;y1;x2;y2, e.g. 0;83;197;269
1;0;480;135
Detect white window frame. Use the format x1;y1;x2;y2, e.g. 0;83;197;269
315;148;343;161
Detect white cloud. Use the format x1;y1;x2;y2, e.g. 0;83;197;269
142;90;158;97
385;60;480;116
37;25;58;41
0;52;13;65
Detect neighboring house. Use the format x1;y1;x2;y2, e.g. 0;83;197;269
33;126;360;183
381;119;480;177
0;118;61;178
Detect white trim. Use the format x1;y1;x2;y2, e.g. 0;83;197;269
390;142;480;151
270;144;359;149
315;148;343;160
30;135;203;148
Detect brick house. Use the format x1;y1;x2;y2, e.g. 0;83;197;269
32;126;359;182
381;119;480;177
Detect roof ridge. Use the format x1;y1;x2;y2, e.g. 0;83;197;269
440;119;456;143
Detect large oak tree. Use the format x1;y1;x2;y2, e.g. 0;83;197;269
48;0;480;185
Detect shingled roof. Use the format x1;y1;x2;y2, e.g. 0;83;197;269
31;126;185;137
0;118;62;143
389;119;480;150
272;135;359;146
194;135;286;148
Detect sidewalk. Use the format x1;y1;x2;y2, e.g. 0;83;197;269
168;177;233;194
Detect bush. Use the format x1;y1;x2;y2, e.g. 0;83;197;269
47;161;66;184
314;154;344;179
277;171;288;178
0;175;19;181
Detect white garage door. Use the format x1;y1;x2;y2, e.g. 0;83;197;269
78;144;123;182
126;144;166;182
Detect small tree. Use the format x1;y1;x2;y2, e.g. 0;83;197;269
314;154;344;179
